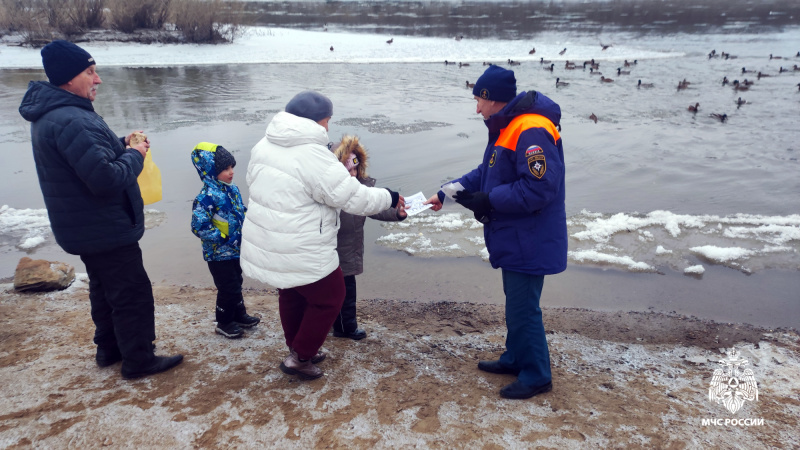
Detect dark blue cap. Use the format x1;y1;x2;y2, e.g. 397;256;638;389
41;40;96;86
473;65;517;102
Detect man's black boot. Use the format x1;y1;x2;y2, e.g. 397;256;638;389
121;354;184;379
478;360;521;375
96;347;122;367
499;380;553;399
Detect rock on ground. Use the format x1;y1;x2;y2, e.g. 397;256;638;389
13;257;74;292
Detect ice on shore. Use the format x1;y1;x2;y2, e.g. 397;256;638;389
379;209;800;274
0;205;51;251
689;245;753;263
3;203;797;275
568;250;656;272
0;205;165;250
684;264;705;275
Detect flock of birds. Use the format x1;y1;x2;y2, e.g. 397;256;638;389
679;49;800;123
455;45;800;124
330;36;799;125
456;43;654;124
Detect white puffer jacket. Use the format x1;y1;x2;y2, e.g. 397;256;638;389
241;112;392;289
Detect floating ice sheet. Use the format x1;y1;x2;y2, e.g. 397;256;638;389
379;209;800;274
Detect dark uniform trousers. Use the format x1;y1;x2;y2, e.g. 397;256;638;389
80;243;156;366
206;258;246;324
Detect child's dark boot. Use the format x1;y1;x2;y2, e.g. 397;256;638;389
215;321;244;339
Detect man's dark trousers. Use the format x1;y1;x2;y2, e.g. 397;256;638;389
80;243;156;367
498;269;552;388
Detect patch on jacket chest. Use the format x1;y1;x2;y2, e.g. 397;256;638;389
528;154;546;178
489;150;497;167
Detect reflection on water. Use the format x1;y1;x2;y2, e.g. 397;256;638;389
1;12;798;327
245;0;800;37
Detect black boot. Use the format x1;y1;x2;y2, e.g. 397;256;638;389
96;346;122;367
121;354;184;379
234;301;260;328
215;321;244;338
333;328;367;340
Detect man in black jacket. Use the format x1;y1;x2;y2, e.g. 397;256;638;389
18;40;183;379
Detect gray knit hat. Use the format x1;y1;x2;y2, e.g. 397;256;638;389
285;90;333;122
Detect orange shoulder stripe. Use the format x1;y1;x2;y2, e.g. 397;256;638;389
495;114;560;151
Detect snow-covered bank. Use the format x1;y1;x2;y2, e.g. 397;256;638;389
0;26;683;68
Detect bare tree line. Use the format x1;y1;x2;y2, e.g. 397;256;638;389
0;0;245;46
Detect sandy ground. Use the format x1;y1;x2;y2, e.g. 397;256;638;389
1;277;798;449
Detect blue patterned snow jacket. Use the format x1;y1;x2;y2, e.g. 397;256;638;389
191;142;246;261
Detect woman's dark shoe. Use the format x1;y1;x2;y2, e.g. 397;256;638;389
279;353;323;380
215;321;244;339
478;360;521;375
121;354;184;379
96;347;122;367
499;380;553;399
233;313;261;328
333;328;367;340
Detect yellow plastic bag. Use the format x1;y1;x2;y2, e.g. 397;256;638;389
137;149;162;205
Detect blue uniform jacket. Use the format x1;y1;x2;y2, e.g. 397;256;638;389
453;91;567;275
190;143;246;261
18;81;145;255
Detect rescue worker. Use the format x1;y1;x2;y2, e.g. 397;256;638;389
425;65;567;399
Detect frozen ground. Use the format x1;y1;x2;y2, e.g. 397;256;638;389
1;282;798;448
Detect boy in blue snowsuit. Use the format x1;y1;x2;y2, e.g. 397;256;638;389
191;142;260;338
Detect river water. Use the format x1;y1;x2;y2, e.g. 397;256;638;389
1;1;798;328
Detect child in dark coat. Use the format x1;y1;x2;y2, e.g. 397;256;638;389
191;142;260;338
332;136;406;340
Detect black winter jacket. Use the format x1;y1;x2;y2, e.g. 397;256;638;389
19;81;145;255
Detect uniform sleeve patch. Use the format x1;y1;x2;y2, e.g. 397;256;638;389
528;154;546;178
525;145;543;157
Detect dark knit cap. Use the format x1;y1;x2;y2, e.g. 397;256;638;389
214;146;236;176
472;65;517;102
41;40;96;87
285;90;333;122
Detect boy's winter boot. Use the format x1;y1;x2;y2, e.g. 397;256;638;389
215;321;244;339
234;301;260;328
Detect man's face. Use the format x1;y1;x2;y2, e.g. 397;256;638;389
317;116;331;131
63;65;101;102
474;96;504;120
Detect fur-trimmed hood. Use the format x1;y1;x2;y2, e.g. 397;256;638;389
333;135;369;179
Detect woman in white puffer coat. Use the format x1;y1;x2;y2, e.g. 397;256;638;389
241;91;403;380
